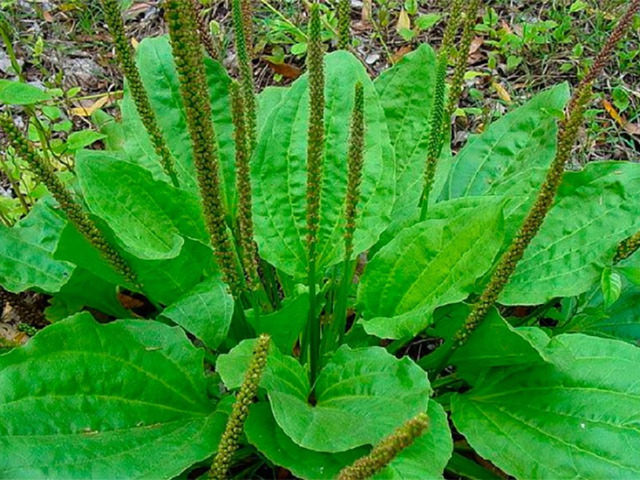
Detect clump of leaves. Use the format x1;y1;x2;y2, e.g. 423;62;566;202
1;0;640;479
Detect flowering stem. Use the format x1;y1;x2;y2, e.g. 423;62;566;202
433;0;640;368
446;0;482;118
0;115;139;289
301;3;325;386
101;0;179;187
338;413;430;480
209;334;271;480
164;0;244;297
418;0;464;220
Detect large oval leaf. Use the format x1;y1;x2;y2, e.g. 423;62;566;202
252;51;395;277
452;333;640;479
501;161;640;305
0;199;74;293
217;341;430;452
442;84;569;202
245;399;451;480
121;36;236;211
358;201;504;339
161;273;234;350
0;313;225;478
76;150;208;260
374;44;437;214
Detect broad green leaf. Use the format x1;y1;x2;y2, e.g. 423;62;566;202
0;200;74;293
501;162;640;305
253;51;395;278
0;80;52;105
0;312;226;478
558;283;640;344
217;342;430;452
452;334;640;479
358;203;504;339
374;44;437;214
618;249;640;286
245;402;367;480
446;453;503;480
121;36;236;212
442;84;569;203
451;309;552;382
46;268;129;321
76;150;209;260
601;267;622;307
257;86;287;134
91;109;125;150
55;220;215;305
65;130;106;152
246;290;309;354
246;400;451;480
161;273;233;350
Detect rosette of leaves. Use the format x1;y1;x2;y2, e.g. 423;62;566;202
1;1;640;479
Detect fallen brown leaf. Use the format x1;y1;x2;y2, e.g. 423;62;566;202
263;59;302;79
492;81;512;104
390;45;413;64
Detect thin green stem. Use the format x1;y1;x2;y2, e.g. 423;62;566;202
301;3;325;385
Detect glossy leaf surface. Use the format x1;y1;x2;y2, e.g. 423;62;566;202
358;202;504;339
218;341;430;452
0;313;224;478
501;162;640;304
252;51;395;277
374;44;437;214
452;334;640;479
161;273;233;350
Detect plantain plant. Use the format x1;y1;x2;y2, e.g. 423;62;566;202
1;0;640;478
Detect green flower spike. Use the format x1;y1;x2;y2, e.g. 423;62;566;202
439;0;464;55
337;0;352;50
229;80;259;289
329;82;366;350
451;0;640;349
344;82;365;261
302;2;326;385
101;0;179;187
232;0;258;154
191;0;220;60
418;0;464;219
164;0;242;296
446;0;482;118
209;334;271;480
337;413;430;480
0;115;138;288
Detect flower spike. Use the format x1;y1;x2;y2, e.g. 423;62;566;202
229;81;259;288
209;334;271;480
302;2;326;384
164;0;242;296
232;0;258;154
191;0;220;60
446;0;482;118
418;0;465;219
100;0;179;187
450;0;640;351
0;115;138;287
344;82;365;261
337;0;351;50
338;413;430;480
